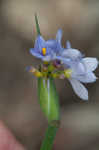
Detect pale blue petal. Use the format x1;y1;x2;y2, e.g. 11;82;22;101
83;57;99;71
30;48;43;59
43;51;56;61
34;36;46;52
46;40;58;52
77;62;86;74
30;48;56;61
42;55;53;61
46;40;56;47
61;49;82;59
71;62;86;75
69;78;88;100
72;72;97;83
66;41;71;49
56;29;62;43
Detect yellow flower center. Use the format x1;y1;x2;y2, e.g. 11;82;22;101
64;69;72;78
42;48;46;56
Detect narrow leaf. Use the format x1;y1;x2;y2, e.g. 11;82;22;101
35;14;41;35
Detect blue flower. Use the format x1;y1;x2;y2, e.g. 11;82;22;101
58;41;98;100
30;29;63;61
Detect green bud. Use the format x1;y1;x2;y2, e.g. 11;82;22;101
38;77;60;122
48;65;55;72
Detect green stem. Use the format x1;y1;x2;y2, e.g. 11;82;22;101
40;122;59;150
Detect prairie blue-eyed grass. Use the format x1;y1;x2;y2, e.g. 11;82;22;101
27;15;98;150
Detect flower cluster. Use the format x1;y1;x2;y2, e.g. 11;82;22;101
28;29;98;100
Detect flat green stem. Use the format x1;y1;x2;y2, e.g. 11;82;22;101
40;122;59;150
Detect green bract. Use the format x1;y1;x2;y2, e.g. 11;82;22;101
38;77;60;123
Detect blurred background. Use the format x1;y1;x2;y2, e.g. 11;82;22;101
0;0;99;149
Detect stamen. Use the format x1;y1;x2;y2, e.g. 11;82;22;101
64;69;72;78
42;48;46;56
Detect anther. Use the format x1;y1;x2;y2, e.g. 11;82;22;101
42;48;46;56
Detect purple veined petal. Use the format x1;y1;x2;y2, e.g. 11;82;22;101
34;35;46;52
56;29;63;43
82;57;99;71
72;71;97;83
68;78;88;100
66;41;71;49
30;48;43;59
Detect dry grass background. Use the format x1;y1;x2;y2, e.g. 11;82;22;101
0;0;99;150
